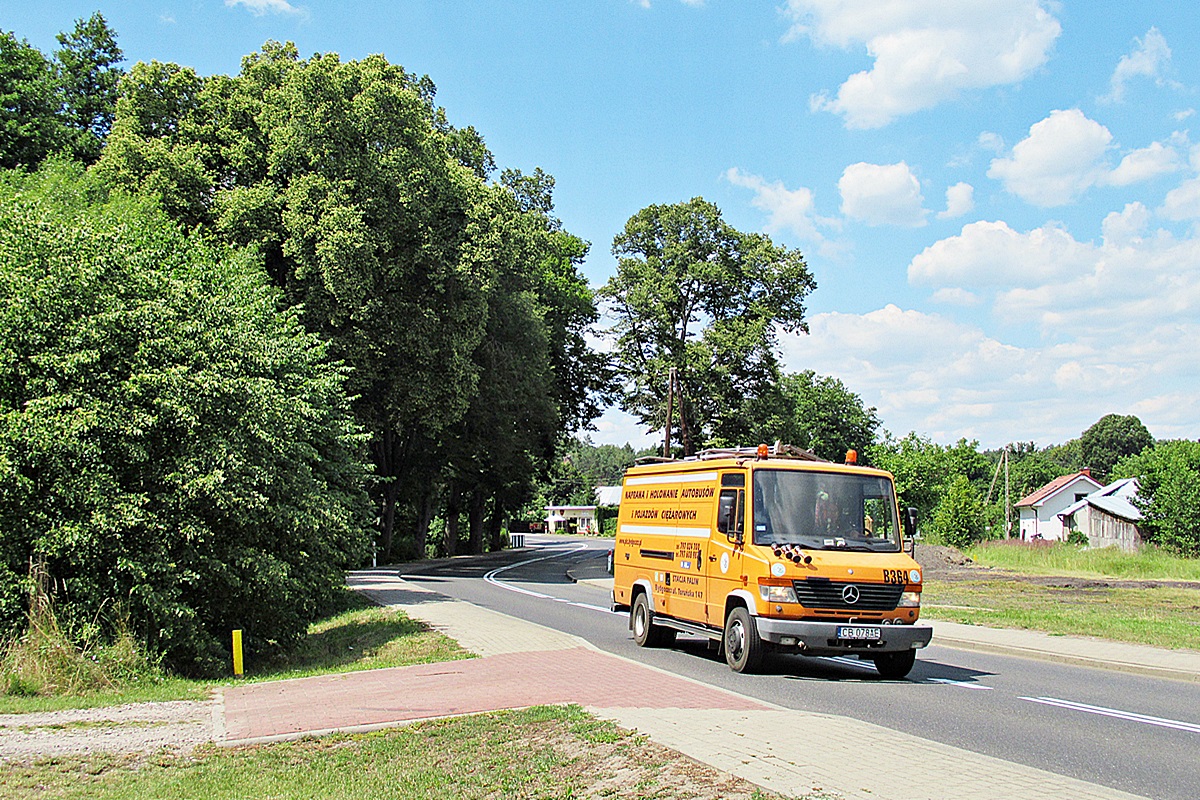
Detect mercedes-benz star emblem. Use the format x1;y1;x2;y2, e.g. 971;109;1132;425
842;585;860;604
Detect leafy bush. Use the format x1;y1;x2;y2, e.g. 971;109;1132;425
0;164;371;674
927;475;985;549
1114;440;1200;557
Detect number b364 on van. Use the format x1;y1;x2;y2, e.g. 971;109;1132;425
611;444;932;678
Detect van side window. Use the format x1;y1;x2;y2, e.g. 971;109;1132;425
717;488;744;540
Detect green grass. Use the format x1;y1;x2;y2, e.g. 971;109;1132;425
0;706;800;800
0;592;472;715
966;540;1200;581
922;579;1200;649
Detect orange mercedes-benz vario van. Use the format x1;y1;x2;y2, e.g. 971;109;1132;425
611;444;932;677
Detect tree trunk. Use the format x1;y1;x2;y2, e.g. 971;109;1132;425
445;482;461;557
487;497;505;552
416;490;435;558
468;491;486;554
373;428;403;561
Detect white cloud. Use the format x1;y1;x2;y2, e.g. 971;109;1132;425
1104;27;1174;103
1101;203;1151;247
988;110;1181;206
838;161;927;226
931;287;980;306
779;297;1200;446
909;219;1092;287
938;182;975;219
1104;142;1181;186
225;0;304;16
978;132;1005;153
724;168;839;244
1161;177;1200;221
987;109;1112;206
786;0;1061;129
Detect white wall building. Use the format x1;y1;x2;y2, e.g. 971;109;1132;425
1014;469;1103;542
1058;478;1143;552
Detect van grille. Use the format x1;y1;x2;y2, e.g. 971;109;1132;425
792;579;903;611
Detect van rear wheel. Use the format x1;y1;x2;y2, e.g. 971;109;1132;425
723;606;764;673
631;592;675;647
872;649;916;679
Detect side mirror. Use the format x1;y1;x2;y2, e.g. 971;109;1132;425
717;489;744;543
903;507;918;555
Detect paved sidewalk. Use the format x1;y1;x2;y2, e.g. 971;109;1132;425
216;569;1162;800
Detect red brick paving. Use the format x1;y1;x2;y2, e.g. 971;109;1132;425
222;647;769;743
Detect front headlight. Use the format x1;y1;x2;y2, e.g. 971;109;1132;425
759;584;799;604
897;591;921;608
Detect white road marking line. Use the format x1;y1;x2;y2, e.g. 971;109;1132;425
484;544;623;615
930;678;993;690
829;656;875;670
1020;696;1200;734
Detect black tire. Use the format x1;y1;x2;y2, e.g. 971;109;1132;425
723;606;764;673
873;649;917;679
631;592;675;648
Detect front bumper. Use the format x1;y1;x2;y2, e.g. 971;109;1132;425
754;618;933;657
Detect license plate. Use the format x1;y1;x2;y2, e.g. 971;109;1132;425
837;626;881;640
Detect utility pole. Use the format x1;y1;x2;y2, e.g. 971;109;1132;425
986;444;1012;537
663;366;676;459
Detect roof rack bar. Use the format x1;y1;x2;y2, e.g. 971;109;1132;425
634;443;828;465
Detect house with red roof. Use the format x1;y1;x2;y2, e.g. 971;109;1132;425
1014;469;1103;542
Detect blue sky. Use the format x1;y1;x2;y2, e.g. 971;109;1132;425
11;1;1200;450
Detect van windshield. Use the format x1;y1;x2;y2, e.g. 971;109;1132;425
752;469;901;552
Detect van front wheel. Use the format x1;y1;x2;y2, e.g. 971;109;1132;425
723;606;764;673
631;593;675;647
872;649;916;679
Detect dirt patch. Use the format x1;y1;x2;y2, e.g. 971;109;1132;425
0;700;211;763
544;725;796;800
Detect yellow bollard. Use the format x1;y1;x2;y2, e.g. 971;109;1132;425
232;629;244;677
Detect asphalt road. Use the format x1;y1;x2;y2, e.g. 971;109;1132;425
397;535;1200;800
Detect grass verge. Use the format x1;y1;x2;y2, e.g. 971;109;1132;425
921;579;1200;650
966;541;1200;580
0;591;471;715
0;705;812;800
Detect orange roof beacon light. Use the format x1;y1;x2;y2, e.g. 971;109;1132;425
845;449;858;465
757;443;770;460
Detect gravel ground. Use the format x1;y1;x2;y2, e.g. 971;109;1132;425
0;700;212;762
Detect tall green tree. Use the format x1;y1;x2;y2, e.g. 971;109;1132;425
868;433;989;530
1079;413;1154;483
0;30;61;168
600;198;815;455
1113;440;1200;557
773;370;880;462
96;43;604;560
0;164;370;673
53;12;124;164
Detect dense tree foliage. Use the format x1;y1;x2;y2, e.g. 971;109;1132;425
773;370;880;462
928;475;986;549
0;165;370;673
0;14;123;167
1113;441;1200;557
869;434;991;545
94;43;605;561
1079;413;1154;483
600;198;815;455
0;31;60;168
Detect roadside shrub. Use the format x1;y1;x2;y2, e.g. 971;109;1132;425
0;164;371;675
1;561;163;696
1113;440;1200;557
927;475;985;549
